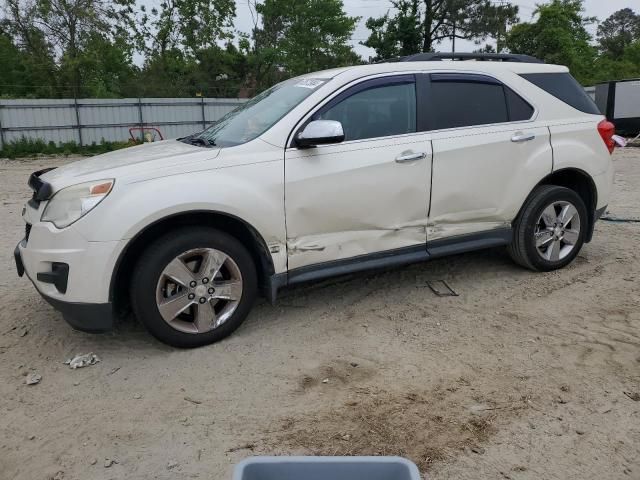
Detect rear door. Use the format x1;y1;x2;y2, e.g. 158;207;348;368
425;72;553;243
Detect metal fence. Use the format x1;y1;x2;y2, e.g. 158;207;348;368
0;87;599;149
0;97;247;149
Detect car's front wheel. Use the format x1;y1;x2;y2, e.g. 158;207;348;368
130;227;257;347
509;185;587;271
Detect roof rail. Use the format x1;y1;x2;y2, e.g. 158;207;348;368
384;52;544;64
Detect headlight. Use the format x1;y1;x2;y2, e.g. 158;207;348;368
41;179;114;228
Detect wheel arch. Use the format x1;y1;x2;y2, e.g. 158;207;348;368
516;167;598;242
109;210;275;315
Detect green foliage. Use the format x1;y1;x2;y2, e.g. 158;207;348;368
134;0;236;56
364;1;422;60
363;0;519;61
505;0;596;84
590;41;640;83
250;0;360;90
0;137;137;159
1;0;639;97
597;8;640;60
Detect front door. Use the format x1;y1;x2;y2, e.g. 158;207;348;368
284;75;432;270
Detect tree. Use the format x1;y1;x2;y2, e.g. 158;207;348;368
597;8;640;60
481;1;519;53
76;31;138;97
4;0;135;97
364;1;421;60
506;0;596;84
134;0;236;58
363;0;519;61
0;12;59;97
250;0;360;90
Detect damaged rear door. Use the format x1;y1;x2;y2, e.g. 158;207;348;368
284;74;432;270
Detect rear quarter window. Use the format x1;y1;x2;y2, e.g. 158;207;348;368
520;73;600;115
428;74;534;129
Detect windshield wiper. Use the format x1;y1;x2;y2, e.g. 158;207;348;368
178;132;216;147
184;136;216;147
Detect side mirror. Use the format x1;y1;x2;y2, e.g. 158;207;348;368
295;120;345;148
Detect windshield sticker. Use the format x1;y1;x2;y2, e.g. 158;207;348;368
294;79;325;89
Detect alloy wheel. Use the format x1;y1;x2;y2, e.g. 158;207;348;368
534;200;581;262
155;248;243;334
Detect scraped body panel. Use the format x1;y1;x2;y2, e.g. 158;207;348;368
429;124;552;240
285;134;432;269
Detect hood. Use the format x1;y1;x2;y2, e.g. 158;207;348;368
41;140;219;188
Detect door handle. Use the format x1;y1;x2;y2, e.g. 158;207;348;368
395;152;426;163
511;132;535;143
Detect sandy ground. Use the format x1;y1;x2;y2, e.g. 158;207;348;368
0;149;639;480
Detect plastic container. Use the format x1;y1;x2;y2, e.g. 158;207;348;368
232;456;422;480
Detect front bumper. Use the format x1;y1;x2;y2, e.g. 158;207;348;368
40;292;114;333
15;221;124;332
15;238;114;332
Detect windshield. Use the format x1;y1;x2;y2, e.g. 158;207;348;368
187;77;328;147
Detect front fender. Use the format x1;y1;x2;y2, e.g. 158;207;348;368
76;160;286;272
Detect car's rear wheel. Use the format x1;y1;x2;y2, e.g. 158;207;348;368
509;185;587;271
130;227;257;347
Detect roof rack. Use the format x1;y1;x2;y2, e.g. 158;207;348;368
384;52;544;64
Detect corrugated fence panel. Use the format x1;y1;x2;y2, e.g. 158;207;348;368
1;99;79;145
0;97;246;149
78;98;141;144
204;98;245;126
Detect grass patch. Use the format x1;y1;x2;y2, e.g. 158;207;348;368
0;136;141;159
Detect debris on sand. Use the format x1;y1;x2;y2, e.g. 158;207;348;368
25;372;42;385
104;458;117;468
624;391;640;402
226;443;256;453
64;353;100;369
184;396;203;405
167;460;179;470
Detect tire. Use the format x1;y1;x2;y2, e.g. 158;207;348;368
130;226;257;348
508;185;588;272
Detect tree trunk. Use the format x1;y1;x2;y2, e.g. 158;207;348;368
69;20;80;99
422;0;434;52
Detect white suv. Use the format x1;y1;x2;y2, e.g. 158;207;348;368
15;53;615;347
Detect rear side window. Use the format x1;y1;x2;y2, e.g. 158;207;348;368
520;73;600;115
429;74;534;129
431;79;508;129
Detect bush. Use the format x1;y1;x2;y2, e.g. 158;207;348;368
0;136;140;159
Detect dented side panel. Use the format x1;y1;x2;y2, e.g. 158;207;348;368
429;124;552;240
285;134;432;270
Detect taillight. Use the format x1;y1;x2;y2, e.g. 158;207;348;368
598;120;616;154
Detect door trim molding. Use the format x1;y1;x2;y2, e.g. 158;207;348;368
265;227;513;303
427;227;512;258
288;244;428;286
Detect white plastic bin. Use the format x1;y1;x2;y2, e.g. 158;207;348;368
233;456;422;480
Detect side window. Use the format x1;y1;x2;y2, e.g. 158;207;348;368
505;87;535;121
520;72;600;115
430;76;509;129
316;80;416;141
